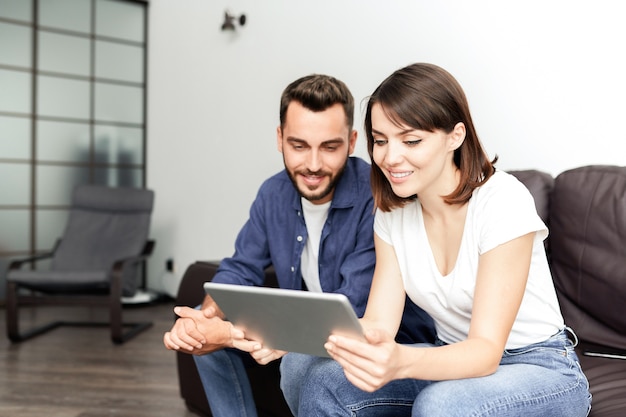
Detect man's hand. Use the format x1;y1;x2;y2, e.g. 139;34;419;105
163;299;265;356
247;346;287;365
163;305;234;355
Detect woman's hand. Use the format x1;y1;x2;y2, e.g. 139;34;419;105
325;327;406;392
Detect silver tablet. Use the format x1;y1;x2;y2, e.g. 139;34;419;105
204;282;364;357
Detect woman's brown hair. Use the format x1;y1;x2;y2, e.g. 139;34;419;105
365;63;496;212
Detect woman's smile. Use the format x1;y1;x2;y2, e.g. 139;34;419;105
388;169;414;183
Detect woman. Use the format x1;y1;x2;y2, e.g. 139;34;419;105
280;63;591;416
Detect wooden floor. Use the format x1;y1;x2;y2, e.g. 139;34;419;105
0;299;198;417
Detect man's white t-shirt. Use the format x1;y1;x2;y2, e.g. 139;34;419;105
374;170;564;349
300;198;331;293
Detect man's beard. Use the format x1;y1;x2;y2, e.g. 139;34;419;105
285;160;348;203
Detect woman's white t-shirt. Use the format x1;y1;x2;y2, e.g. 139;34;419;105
374;170;564;349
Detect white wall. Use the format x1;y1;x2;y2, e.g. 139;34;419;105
147;0;626;295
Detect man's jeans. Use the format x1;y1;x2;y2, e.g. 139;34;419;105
194;349;257;417
280;329;591;417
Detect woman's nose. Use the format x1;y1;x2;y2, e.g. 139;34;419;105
384;140;404;165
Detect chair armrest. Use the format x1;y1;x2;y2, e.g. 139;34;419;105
111;240;156;273
110;240;156;297
8;239;61;270
9;252;54;270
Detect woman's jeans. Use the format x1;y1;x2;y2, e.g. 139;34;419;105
279;329;592;417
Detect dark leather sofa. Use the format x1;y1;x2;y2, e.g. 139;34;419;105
508;165;626;417
174;261;292;417
175;165;625;417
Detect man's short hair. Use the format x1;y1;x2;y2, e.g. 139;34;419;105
279;74;354;130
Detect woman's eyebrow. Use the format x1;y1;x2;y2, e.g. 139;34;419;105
372;127;417;136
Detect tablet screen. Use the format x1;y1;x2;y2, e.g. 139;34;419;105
204;282;364;357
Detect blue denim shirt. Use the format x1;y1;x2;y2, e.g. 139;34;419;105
212;157;375;317
213;157;435;342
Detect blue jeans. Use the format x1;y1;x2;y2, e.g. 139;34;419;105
194;348;257;417
280;329;591;416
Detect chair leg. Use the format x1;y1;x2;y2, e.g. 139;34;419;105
110;292;153;344
6;280;19;342
6;278;151;344
111;321;153;345
110;267;152;344
6;281;64;342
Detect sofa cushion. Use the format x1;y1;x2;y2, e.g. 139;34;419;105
549;165;626;349
507;169;554;225
578;343;626;417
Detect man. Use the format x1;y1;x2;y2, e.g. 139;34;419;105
163;74;434;417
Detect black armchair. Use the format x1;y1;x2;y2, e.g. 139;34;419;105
6;184;155;344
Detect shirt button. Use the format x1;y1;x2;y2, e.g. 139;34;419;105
297;236;303;242
291;266;295;272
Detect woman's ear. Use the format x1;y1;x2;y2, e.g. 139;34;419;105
449;122;466;151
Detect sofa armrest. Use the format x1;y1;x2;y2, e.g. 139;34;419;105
175;261;293;417
176;261;279;307
174;262;219;416
175;261;219;308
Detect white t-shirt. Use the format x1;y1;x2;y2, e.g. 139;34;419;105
374;170;564;349
300;198;331;293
